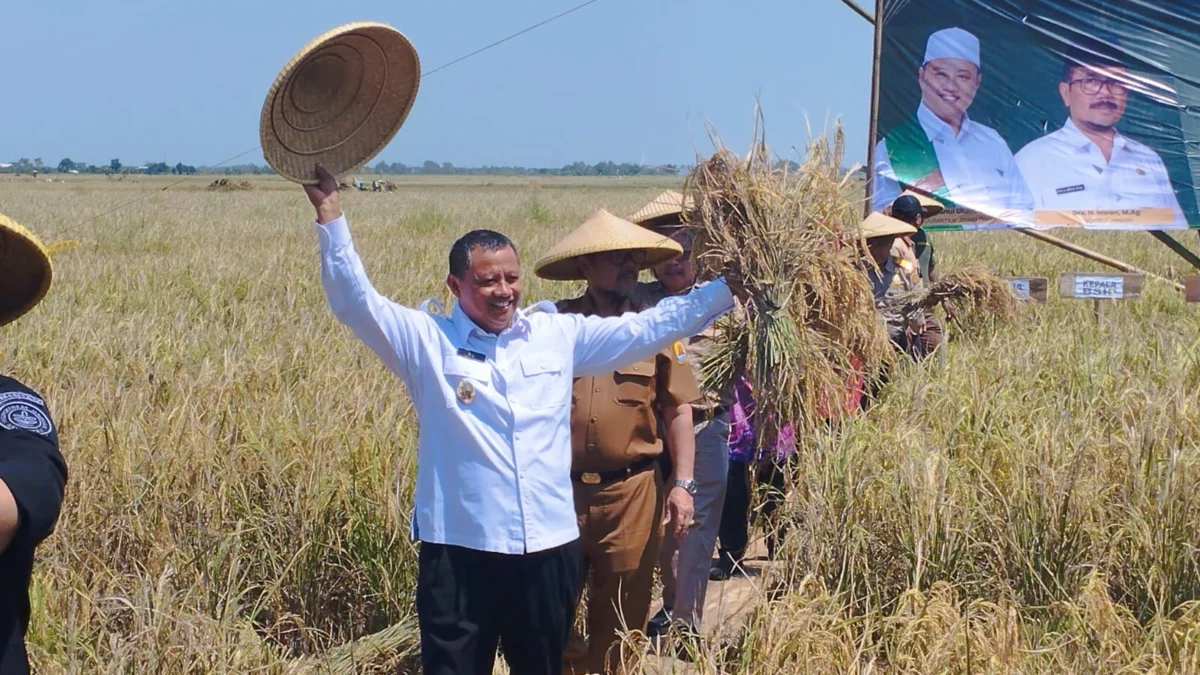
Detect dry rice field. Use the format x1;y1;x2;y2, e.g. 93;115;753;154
2;172;1199;673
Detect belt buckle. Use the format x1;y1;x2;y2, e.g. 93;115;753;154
580;472;601;485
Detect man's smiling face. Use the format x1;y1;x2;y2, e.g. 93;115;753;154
919;57;981;125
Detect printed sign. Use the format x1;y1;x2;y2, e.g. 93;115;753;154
1074;276;1124;299
1058;272;1144;299
1003;277;1049;302
872;1;1200;232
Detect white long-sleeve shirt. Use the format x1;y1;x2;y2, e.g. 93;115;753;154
1014;117;1188;229
316;215;734;555
872;102;1034;222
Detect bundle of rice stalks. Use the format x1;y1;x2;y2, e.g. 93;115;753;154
897;264;1021;335
684;120;892;446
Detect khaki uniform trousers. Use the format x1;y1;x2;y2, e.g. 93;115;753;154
565;464;664;675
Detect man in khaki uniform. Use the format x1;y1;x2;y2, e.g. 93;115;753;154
860;211;943;360
628;191;732;645
535;209;700;675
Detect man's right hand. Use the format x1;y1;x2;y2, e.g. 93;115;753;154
305;164;342;225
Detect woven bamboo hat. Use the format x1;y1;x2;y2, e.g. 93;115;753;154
534;209;683;281
859;212;917;240
260;21;421;184
629;190;694;231
0;213;52;327
898;189;946;217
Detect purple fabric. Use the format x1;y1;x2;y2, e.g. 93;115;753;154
727;375;795;463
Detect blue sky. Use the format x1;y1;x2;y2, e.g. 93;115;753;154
6;0;874;169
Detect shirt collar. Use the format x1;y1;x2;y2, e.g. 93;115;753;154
450;301;532;342
918;101;972;141
1060;117;1130;153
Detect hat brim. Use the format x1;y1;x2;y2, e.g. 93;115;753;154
0;214;52;327
534;243;680;281
858;212;919;240
260;22;421;184
900;189;946;217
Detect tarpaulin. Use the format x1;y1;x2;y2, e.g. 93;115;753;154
870;0;1200;231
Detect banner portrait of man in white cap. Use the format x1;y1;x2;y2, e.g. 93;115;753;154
872;26;1034;222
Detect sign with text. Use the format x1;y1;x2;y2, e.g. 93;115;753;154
872;0;1200;232
1003;277;1049;302
1057;272;1144;299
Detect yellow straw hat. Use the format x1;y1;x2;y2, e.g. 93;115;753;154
0;213;52;327
629;190;694;231
260;21;421;184
534;209;684;281
859;211;918;240
899;189;946;217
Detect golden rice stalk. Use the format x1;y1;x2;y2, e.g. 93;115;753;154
897;265;1021;335
684;118;892;446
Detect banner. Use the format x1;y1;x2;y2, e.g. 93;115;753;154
871;0;1200;231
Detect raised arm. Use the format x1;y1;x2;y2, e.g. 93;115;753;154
568;279;734;377
307;167;429;386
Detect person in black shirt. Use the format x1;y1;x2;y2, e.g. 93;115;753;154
0;213;67;675
888;191;945;283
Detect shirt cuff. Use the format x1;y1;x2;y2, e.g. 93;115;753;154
315;213;351;250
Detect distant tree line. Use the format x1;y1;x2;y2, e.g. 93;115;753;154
2;156;833;178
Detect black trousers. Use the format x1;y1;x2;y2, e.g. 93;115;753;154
416;539;582;675
716;459;788;562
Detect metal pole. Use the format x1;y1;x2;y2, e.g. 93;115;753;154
863;0;884;219
1147;230;1200;271
837;0;875;24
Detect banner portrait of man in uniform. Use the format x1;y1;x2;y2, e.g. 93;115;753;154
872;0;1200;232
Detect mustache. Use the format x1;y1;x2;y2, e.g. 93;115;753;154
1091;100;1119;110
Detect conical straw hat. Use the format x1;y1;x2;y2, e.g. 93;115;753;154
629;190;694;231
0;213;52;327
535;209;683;281
260;21;421;184
860;212;917;240
899;189;946;217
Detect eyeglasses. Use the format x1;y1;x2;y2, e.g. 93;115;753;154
1068;77;1128;96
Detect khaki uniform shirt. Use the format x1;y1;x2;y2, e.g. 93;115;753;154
868;240;924;344
557;292;701;473
632;281;733;411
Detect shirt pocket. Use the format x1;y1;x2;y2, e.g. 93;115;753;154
613;360;654;406
442;357;492;409
519;354;569;410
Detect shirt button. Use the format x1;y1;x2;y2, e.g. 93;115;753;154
587;443;595;451
590;416;597;422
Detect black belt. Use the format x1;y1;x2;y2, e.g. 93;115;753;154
693;405;727;423
572;455;658;486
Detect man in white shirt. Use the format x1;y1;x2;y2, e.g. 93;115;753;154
872;27;1033;222
302;166;736;675
1014;51;1188;229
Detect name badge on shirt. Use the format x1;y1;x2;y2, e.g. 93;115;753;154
456;347;486;362
1056;184;1086;195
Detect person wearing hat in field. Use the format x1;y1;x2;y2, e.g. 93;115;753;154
534;209;702;675
1013;38;1187;227
626;191;732;646
872;26;1033;221
0;214;69;675
860;211;942;360
888;190;945;284
304;167;735;675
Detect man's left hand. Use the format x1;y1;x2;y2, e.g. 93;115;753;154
662;486;695;540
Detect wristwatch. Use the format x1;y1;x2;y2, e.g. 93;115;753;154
672;478;698;495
